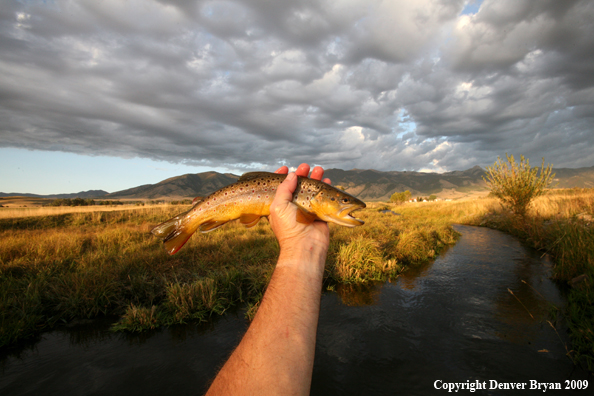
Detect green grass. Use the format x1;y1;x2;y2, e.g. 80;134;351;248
0;204;458;346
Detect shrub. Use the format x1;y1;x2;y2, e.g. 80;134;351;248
390;190;411;203
483;154;554;217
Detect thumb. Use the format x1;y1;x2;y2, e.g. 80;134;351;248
274;172;297;203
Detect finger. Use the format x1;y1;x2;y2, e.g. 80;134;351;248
323;177;331;185
295;163;310;178
273;172;297;204
310;166;324;181
274;165;289;174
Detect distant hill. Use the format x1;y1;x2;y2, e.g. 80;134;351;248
323;166;488;201
0;190;109;199
106;172;239;199
551;166;594;189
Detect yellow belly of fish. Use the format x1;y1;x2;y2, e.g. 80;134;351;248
190;193;274;232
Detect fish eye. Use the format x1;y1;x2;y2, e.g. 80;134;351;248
342;198;349;203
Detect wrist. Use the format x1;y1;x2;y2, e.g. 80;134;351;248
276;243;327;278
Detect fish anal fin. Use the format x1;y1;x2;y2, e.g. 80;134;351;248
151;210;196;255
296;208;316;224
199;220;229;233
240;213;262;228
163;231;193;255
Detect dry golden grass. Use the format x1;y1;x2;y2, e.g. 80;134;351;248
0;204;165;219
0;196;50;208
533;189;594;219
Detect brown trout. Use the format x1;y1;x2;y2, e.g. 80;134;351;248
151;171;366;254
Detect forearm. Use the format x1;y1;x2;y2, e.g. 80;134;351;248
206;246;326;396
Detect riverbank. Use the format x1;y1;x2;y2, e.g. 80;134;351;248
473;191;593;372
0;204;457;346
395;189;593;372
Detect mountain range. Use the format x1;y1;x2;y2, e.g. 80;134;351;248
104;172;239;200
0;190;109;199
3;165;594;202
99;166;491;201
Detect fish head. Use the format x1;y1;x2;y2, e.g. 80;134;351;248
310;187;366;227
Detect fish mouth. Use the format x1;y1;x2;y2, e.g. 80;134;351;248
336;203;366;227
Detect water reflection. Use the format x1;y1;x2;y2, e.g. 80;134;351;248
1;226;589;396
492;255;561;345
334;282;382;306
395;259;434;291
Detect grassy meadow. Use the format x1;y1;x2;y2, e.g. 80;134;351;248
1;190;592;370
0;203;457;345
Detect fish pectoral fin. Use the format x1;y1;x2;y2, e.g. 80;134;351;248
239;213;262;228
199;220;229;233
296;208;316;224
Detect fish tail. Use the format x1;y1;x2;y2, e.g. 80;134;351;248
151;211;198;255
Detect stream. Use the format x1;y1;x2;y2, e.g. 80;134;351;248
1;225;590;395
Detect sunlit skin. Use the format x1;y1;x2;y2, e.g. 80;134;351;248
206;164;333;396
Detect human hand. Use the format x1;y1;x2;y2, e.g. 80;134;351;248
274;164;331;185
269;164;330;262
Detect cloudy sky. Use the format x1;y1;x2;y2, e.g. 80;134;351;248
1;0;593;194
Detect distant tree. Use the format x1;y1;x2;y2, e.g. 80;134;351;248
483;154;555;217
390;190;411;203
428;194;437;201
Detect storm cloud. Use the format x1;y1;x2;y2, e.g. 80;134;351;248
1;0;593;173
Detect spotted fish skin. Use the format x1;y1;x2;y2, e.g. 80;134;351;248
151;172;365;255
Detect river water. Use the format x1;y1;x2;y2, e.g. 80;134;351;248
1;225;590;395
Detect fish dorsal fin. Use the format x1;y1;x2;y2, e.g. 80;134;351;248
296;208;316;224
199;219;229;233
240;213;262;228
238;172;275;182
